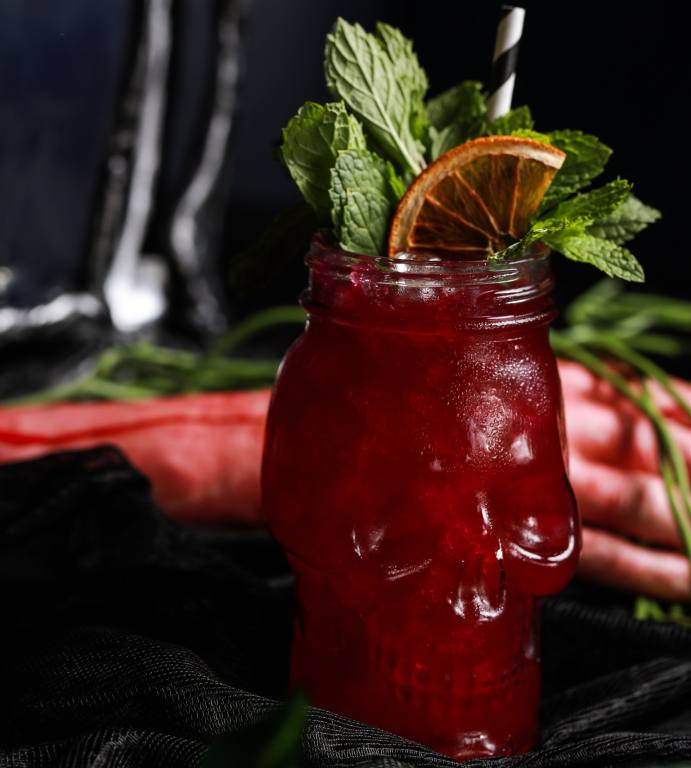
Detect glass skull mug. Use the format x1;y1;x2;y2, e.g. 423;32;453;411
262;236;581;760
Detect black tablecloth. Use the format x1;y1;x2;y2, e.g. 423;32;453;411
2;447;691;767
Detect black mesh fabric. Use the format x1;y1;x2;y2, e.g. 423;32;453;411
2;447;691;767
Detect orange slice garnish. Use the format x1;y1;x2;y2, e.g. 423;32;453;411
388;135;566;258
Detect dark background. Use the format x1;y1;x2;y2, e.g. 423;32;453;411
0;0;687;320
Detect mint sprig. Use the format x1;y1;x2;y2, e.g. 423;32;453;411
280;101;366;223
487;105;534;135
539;129;613;211
329;150;400;256
550;178;632;222
587;194;662;244
277;18;660;281
374;21;429;145
429;98;532;159
495;152;658;281
324;19;428;176
544;231;645;282
427;81;486;158
426;81;485;131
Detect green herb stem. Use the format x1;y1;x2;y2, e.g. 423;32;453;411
5;378;161;407
624;333;688;358
2;306;303;407
211;306;306;357
570;332;691;421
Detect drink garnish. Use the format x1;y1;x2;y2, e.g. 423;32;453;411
279;18;660;281
388;135;565;257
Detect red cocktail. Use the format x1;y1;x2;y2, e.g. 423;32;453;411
262;237;580;759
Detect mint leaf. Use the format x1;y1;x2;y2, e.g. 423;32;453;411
426;81;486;158
550;179;633;224
280;101;366;222
429;103;533;158
375;22;428;98
487;105;533;135
540;130;612;211
385;161;407;200
512;128;552;143
324;18;427;175
429;123;469;159
587;194;662;244
426;81;485;130
491;239;526;260
375;22;429;143
544;230;645;282
509;180;633;265
338;191;392;257
329;149;399;255
426;93;532;157
497;186;646;283
493;217;572;260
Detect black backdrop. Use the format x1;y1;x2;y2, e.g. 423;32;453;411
0;0;688;321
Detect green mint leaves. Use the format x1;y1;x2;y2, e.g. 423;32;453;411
427;87;533;159
539;189;660;283
278;18;660;281
329;150;401;256
324;19;427;176
544;231;645;282
549;178;632;223
427;81;486;158
280;102;404;254
539;130;613;211
495;135;659;281
587;194;662;244
280;102;366;223
487;105;534;135
374;22;429;145
280;19;416;254
427;81;486;131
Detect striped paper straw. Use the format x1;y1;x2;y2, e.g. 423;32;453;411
486;5;525;121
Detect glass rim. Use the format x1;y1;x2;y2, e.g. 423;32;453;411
306;233;552;287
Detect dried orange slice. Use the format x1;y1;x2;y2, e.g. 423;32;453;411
388;135;566;258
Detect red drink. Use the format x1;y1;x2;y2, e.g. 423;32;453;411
262;237;580;759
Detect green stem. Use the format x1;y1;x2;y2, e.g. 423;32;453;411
211;306;307;357
659;451;691;562
95;344;201;376
583;334;691;421
2;306;303;406
625;333;688;358
190;358;280;388
643;385;691;543
5;377;160;407
551;330;638;399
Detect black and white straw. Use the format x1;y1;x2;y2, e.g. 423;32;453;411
487;5;525;121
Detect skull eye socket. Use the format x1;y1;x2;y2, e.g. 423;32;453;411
351;519;440;582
